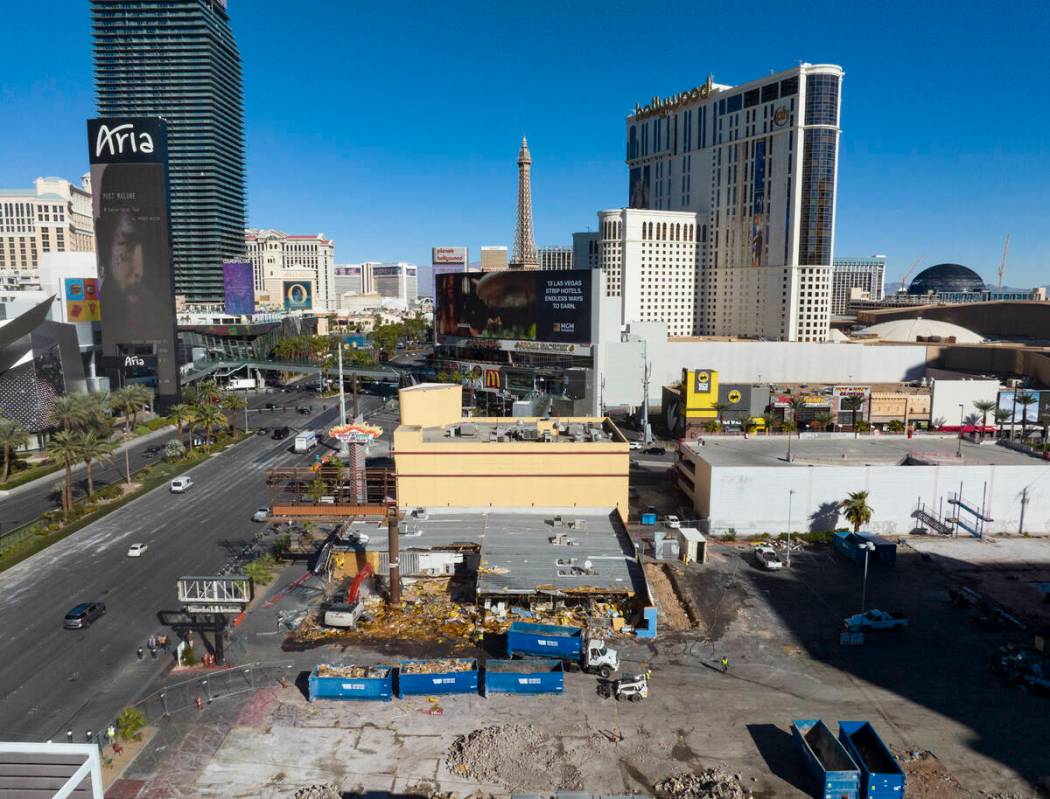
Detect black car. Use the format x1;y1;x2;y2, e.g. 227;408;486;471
642;446;665;455
143;444;164;457
272;426;290;440
264;402;277;411
297;406;312;415
256;427;269;436
64;602;106;630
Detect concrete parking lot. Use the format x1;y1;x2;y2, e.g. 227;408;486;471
108;536;1050;797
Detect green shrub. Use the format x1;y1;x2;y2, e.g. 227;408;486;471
244;554;277;585
272;534;291;559
181;644;196;667
115;707;146;740
145;417;169;431
721;528;737;542
164;439;185;461
134;425;149;436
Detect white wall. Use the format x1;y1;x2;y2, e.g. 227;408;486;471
930;379;1001;426
704;462;1049;536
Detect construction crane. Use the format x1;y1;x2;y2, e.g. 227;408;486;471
896;256;923;293
997;234;1010;289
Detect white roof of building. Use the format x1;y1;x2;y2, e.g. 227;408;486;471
856;318;983;344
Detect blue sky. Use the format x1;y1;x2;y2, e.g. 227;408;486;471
1;0;1047;289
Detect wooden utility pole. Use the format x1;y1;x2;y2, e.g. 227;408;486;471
387;503;400;605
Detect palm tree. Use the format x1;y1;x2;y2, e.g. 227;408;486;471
812;410;834;432
761;412;774;435
788;396;806;435
841;490;873;533
196;380;222;405
109;387;137;435
973;399;997;442
994;408;1011;439
222;392;247;435
711;401;732;432
47;430;80;517
194;403;228;446
1016;392;1038;443
50;395;89;432
80;393;113;437
171;403;193;445
0;418;30;484
76;430;115;498
126;384;154;429
841;394;866;434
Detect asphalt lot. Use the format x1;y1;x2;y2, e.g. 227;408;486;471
0;391;387;742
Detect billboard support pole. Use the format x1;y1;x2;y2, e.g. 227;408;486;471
337;343;349;459
642;339;653;444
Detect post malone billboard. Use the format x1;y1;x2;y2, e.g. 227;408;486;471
88;117;179;407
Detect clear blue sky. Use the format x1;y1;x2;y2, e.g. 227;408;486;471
1;0;1047;289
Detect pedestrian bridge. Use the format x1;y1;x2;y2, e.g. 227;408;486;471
182;358;402;385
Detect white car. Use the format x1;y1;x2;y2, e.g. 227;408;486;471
127;543;148;557
252;507;270;522
629;441;642;451
665;515;681;529
755;545;783;570
170;477;193;493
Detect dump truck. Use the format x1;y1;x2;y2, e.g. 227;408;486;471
505;621;619;678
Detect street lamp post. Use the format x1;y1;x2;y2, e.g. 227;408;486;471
786;489;795;567
957;403;964;457
859;541;875;612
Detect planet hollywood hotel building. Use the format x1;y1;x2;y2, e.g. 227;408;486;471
624;64;843;342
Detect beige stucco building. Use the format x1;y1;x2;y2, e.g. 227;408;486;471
0;175;94;276
394;384;630;518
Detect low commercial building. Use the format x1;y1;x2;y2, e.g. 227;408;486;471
661;369;770;436
675;436;1048;536
394;383;630;518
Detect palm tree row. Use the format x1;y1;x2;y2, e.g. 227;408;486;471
171;380;232;451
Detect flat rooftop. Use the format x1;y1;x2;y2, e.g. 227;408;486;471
340;509;638;596
418;419;622;444
683;436;1041;468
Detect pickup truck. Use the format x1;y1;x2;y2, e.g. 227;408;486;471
843;609;908;632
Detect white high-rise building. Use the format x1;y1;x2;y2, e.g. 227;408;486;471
625;63;843;341
371;262;418;308
537;245;574;270
598;208;702;337
572;232;600;271
832;255;885;314
244;229;336;311
0;175;94;277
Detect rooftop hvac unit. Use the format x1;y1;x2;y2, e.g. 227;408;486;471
460;423;477;437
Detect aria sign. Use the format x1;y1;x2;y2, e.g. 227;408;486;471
329;422;383;445
93;122;156;158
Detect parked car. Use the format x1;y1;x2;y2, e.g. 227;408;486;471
665;515;681;528
127;543;148;557
629;441;642;451
843;609;909;632
252;507;270;522
754;545;783;570
64;602;106;629
170;476;194;493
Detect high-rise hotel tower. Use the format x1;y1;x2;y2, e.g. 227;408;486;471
624;64;843;341
91;0;246;304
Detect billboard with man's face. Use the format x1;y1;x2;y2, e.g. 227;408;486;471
435;270;592;345
88;117;179;406
223;261;255;316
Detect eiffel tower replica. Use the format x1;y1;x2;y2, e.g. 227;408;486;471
509;136;540;270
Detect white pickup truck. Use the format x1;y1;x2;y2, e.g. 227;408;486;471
843;609;909;632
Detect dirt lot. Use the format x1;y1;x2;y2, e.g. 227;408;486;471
116;538;1050;798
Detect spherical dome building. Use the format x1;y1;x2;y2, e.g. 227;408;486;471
907;263;984;295
855;318;984;344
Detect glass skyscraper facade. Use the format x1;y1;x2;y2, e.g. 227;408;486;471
91;0;246;304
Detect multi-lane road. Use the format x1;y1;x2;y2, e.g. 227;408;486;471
0;391;386;742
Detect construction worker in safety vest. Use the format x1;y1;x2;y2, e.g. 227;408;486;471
720;656;729;674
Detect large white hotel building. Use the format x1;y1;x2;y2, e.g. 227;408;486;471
602;63;843;342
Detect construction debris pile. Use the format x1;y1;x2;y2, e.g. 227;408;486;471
292;784;340;799
314;664;388;679
990;644;1050;694
401;659;473;674
446;724;583;791
890;748;968;799
654;768;753;799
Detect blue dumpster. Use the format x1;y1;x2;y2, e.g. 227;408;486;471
307;664;394;702
792;719;861;799
397;658;479;696
838;721;905;798
484;659;564;696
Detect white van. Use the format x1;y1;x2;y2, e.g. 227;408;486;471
170;476;194;493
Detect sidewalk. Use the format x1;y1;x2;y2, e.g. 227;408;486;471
0;424;176;500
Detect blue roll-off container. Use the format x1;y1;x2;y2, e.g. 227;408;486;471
506;621;583;660
838;721;906;798
307;664;394;702
833;532;897;567
483;658;565;696
792;719;861;799
641;513;658;526
397;658;479;696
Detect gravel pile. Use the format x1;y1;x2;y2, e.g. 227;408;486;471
445;724;582;791
654;768;753;799
291;784;341;799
